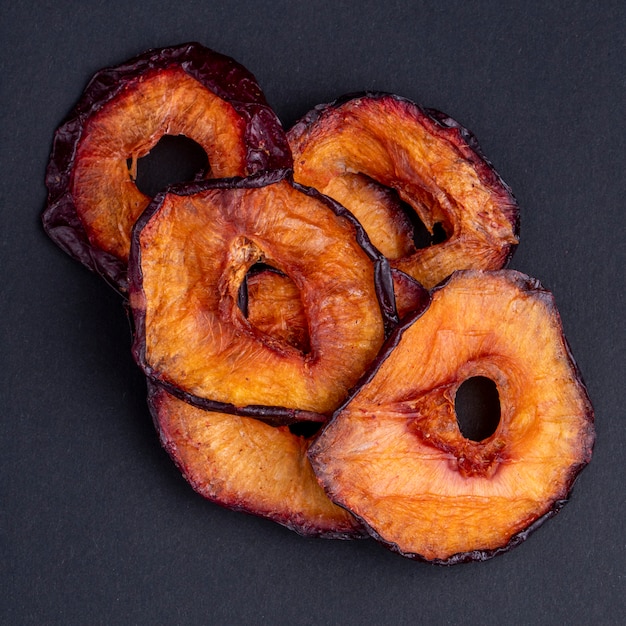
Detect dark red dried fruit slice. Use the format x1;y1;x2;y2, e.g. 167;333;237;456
43;42;292;290
309;270;594;563
129;169;397;422
390;268;430;320
149;384;364;538
288;93;519;289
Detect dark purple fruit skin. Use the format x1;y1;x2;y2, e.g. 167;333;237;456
309;270;595;564
390;268;431;320
43;42;293;292
146;382;368;540
128;168;399;425
289;91;521;263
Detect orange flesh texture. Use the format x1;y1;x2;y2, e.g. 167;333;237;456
322;173;415;260
310;270;594;561
246;269;426;350
154;387;361;536
71;67;247;262
289;97;519;289
137;180;386;414
246;270;310;353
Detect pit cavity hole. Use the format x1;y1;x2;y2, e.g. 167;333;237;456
353;174;448;249
455;376;501;441
238;264;311;354
395;192;447;249
236;263;282;318
129;134;209;197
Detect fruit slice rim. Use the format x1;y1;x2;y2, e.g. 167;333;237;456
129;168;400;422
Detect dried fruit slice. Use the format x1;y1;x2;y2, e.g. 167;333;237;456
309;270;595;563
288;93;519;289
43;42;292;290
242;267;427;350
244;267;311;353
130;169;397;421
150;384;364;538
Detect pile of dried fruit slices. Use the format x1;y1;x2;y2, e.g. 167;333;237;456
43;43;594;564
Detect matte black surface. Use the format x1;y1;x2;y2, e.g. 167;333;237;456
2;1;624;623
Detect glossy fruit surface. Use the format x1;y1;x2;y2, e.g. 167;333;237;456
150;384;364;538
130;170;396;421
43;42;291;290
309;270;594;563
288;93;519;289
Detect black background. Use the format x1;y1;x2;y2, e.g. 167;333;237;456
2;1;624;623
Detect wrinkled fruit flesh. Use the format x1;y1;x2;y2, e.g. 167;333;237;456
150;384;364;538
43;42;292;290
288;93;519;289
130;170;397;421
309;270;594;563
243;267;311;353
44;45;592;555
242;266;428;349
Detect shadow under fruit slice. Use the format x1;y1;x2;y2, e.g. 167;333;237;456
43;42;292;291
130;169;397;422
288;93;519;289
308;270;595;563
149;384;365;538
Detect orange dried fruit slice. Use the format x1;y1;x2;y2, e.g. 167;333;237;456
43;42;291;290
288;93;519;289
309;270;594;562
129;170;397;421
150;384;365;538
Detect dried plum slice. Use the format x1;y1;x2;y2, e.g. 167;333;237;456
149;384;365;538
309;270;594;563
243;267;311;354
43;42;292;290
288;93;519;289
242;266;427;351
129;169;397;421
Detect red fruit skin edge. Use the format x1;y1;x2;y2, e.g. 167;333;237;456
308;270;594;564
43;42;292;292
288;91;521;265
128;168;400;425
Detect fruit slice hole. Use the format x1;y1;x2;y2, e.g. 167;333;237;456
129;134;209;197
454;376;501;442
237;263;283;318
349;172;449;252
390;189;448;250
239;264;312;355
